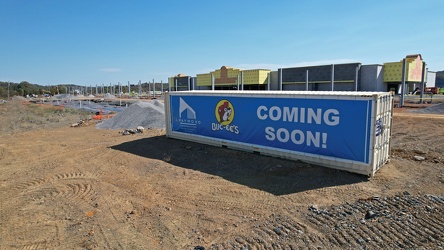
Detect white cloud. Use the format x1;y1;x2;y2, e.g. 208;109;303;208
99;68;122;73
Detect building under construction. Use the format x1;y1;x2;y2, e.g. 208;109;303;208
168;54;437;94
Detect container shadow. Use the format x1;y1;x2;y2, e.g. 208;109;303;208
111;136;368;196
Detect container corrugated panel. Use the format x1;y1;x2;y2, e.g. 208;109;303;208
165;91;393;176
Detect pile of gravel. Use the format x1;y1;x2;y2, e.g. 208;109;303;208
12;96;26;101
63;100;116;114
96;100;165;130
53;94;72;100
103;93;117;99
410;102;444;114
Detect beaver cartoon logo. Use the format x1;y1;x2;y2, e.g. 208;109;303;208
212;100;239;134
215;100;234;125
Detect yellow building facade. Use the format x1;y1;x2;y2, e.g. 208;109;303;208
168;74;191;90
196;66;270;87
383;54;425;82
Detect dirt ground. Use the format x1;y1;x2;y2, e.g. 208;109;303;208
1;100;443;249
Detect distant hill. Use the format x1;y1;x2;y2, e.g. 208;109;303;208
436;70;444;88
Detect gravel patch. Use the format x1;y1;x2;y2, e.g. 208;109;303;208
96;100;165;130
410;102;444;114
104;93;117;99
208;193;444;249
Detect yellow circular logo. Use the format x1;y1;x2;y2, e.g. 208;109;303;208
215;100;234;125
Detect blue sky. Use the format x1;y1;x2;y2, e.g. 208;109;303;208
1;0;443;86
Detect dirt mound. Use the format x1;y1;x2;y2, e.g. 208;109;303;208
96;100;165;130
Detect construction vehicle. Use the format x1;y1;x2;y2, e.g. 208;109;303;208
424;87;439;94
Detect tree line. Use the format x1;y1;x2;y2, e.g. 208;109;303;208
0;81;64;99
0;81;170;99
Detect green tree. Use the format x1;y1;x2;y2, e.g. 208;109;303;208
50;85;59;95
17;81;34;96
0;86;6;98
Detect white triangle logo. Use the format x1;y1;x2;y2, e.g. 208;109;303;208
179;97;196;119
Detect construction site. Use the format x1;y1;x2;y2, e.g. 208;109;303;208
0;93;443;249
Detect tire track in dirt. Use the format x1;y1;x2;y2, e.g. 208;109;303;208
207;214;325;249
6;219;67;250
12;218;72;250
137;174;280;248
83;181;162;248
15;172;99;192
202;194;444;249
153;168;377;249
55;182;98;207
4;172;99;219
91;223;126;249
85;152;166;247
155;179;290;248
4;172;102;249
201;186;276;212
17;175;100;217
135;173;231;247
14;240;54;250
302;194;443;249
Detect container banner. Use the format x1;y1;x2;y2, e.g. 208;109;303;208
170;95;373;163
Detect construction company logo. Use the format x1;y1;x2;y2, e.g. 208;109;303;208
176;97;201;133
212;100;239;134
179;97;196;120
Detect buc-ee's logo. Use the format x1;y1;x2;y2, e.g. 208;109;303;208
211;100;239;134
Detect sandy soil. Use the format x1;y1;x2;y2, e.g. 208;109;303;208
1;100;443;249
